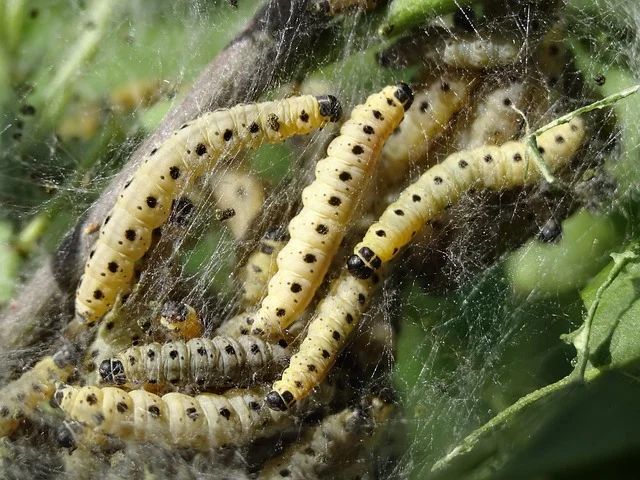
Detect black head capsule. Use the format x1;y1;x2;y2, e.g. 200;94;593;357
56;423;77;450
99;359;127;385
346;255;374;279
316;95;342;122
265;391;289;411
394;82;414;110
310;0;330;14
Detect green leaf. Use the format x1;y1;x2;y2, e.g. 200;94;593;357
378;0;473;36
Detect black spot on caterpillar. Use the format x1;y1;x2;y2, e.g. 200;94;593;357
159;301;203;340
537;218;562;243
99;335;290;389
239;228;288;308
266;272;379;411
0;348;76;437
75;94;342;325
259;396;393;478
250;83;413;339
55;383;334;450
347;117;586;279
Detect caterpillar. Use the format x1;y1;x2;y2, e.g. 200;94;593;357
310;0;384;15
377;75;472;188
249;83;413;339
75;94;342;326
462;81;532;149
378;28;522;70
259;396;393;479
0;347;76;437
266;271;381;411
159;301;203;340
212;170;266;239
238;228;287;308
99;335;291;390
347;116;586;279
55;383;334;450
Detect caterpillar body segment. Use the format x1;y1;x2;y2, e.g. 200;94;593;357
259;396;393;479
441;33;521;69
239;228;287;308
99;335;291;390
0;349;76;437
266;271;380;411
310;0;384;15
75;94;342;326
55;383;334;450
348;116;586;279
212;170;266;239
250;83;413;340
159;301;203;340
378;75;473;187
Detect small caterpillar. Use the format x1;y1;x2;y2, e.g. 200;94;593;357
266;271;380;411
0;348;76;437
462;81;532;149
377;75;472;187
99;335;290;390
347;117;586;279
212;170;266;239
75;94;342;325
259;396;393;479
249;83;413;339
55;383;334;450
238;228;287;308
310;0;384;15
159;301;203;340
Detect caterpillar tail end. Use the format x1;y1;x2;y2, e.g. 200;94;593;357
316;95;342;123
266;390;296;412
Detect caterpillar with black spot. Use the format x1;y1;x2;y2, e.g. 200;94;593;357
75;94;342;326
249;83;413;339
0;347;76;437
99;335;291;390
212;170;266;239
55;383;334;450
266;271;381;411
377;75;473;188
310;0;384;15
159;301;203;340
347;116;586;279
238;228;287;308
259;396;393;479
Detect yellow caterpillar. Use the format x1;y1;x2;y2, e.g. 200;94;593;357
0;348;76;437
99;335;290;390
158;301;203;340
259;396;393;479
266;271;380;411
55;383;333;450
347;116;586;279
238;228;287;308
75;94;341;326
249;83;413;339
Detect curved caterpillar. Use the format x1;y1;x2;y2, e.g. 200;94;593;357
249;83;413;339
0;348;76;437
377;75;472;187
259;396;393;479
347;116;586;279
75;94;342;325
239;228;287;308
99;335;290;390
212;170;266;239
267;271;381;411
310;0;384;15
55;383;334;450
159;301;203;340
